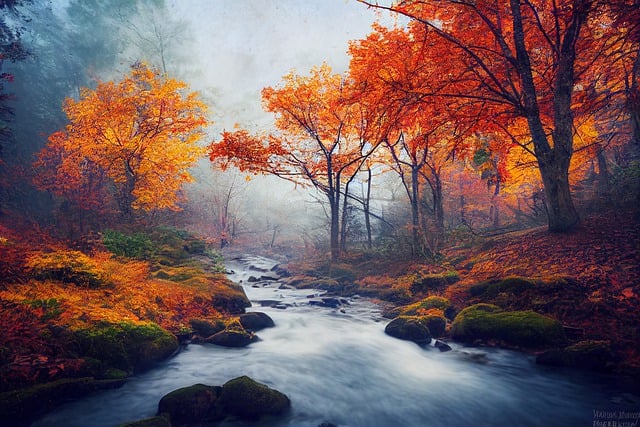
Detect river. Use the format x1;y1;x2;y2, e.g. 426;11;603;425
32;255;639;427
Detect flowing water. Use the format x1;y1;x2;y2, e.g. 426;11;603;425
32;255;639;427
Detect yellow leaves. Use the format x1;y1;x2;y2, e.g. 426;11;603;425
34;62;210;214
1;249;224;332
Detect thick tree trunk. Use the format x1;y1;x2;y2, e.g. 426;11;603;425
538;154;579;231
510;0;583;232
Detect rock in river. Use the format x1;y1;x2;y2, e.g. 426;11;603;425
384;316;432;345
239;311;276;331
217;376;291;420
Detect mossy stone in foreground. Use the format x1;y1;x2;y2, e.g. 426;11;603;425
157;383;222;424
75;322;178;373
451;304;567;348
217;376;290;420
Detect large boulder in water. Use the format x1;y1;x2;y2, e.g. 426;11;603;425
384;316;432;345
157;384;222;424
216;376;291;420
451;304;567;348
239;312;275;331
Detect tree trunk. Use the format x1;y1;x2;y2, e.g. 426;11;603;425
432;171;444;248
538;155;579;231
116;160;136;219
510;0;583;232
596;147;610;197
339;178;353;255
363;167;373;250
410;167;421;257
328;175;341;260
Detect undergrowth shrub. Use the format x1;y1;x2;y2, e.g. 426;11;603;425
102;230;154;259
25;250;112;288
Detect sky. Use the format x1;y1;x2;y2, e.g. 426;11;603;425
170;0;395;132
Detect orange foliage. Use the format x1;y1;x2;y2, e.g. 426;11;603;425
34;63;208;215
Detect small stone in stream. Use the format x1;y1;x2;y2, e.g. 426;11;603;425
247;276;259;282
205;328;257;347
260;275;279;281
239;312;275;331
257;300;281;307
274;304;289;310
434;340;452;352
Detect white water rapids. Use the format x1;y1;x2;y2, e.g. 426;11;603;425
32;255;639;427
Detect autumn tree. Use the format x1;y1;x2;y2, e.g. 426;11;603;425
358;0;640;232
348;24;472;256
209;64;379;259
34;63;207;220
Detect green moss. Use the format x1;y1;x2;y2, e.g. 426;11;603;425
451;304;566;348
399;296;451;316
217;376;290;420
74;322;178;374
410;271;460;294
469;276;536;298
103;230;154;259
419;315;447;338
158;384;221;424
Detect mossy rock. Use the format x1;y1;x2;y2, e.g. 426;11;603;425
391;296;452;318
536;340;615;372
410;271;460;295
157;384;222;424
118;415;171;427
419;315;447;338
74;322;178;373
0;377;125;426
217;376;290;420
451;304;567;348
469;276;536;298
239;312;275;331
205;323;257;347
210;284;251;314
189;318;226;337
384;316;432;345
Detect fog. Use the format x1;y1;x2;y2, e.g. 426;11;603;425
4;0;628;256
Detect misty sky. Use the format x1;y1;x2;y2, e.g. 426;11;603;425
170;0;395;131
